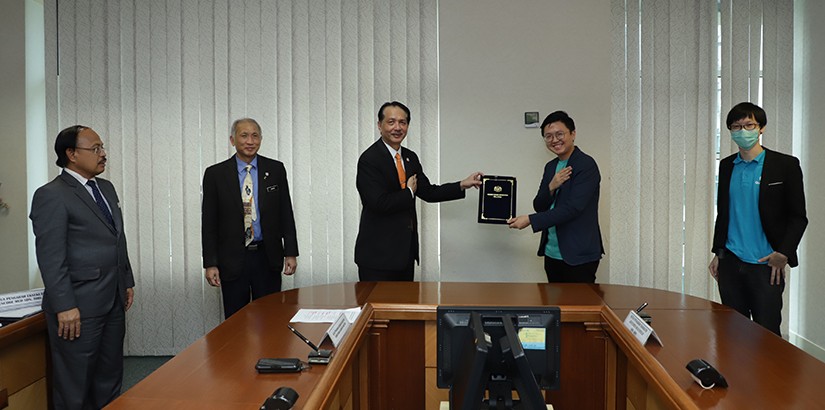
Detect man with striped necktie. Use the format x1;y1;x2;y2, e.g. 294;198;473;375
202;118;299;318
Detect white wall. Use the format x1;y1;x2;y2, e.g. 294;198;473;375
792;0;825;361
438;0;612;282
0;0;31;293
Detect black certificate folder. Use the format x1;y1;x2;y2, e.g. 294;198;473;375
478;176;516;224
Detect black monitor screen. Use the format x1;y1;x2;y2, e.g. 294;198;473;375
436;306;561;406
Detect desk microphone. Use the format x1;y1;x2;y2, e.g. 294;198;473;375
287;324;333;363
635;301;652;324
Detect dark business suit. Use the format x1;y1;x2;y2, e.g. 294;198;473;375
711;147;807;334
355;139;464;280
30;171;135;410
528;147;603;278
201;154;298;314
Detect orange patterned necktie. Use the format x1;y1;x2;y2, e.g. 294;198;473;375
395;153;406;189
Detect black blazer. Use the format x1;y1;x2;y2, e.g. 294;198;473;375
712;147;807;267
201;155;299;281
528;146;604;265
354;139;464;271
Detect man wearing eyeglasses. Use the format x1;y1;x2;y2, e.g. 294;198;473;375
507;111;604;283
355;101;483;281
709;102;807;336
30;125;136;409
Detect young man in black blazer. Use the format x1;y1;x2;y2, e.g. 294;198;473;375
709;102;807;336
202;118;299;318
354;101;482;281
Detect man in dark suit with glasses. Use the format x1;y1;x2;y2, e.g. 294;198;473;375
30;125;136;409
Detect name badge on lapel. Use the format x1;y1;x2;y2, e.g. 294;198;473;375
266;185;279;192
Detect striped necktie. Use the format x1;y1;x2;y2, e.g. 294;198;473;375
242;165;257;246
87;180;115;227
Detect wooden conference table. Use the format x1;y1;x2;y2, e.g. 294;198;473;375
107;282;825;409
0;314;48;410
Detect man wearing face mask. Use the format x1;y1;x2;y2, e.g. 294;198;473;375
709;102;807;336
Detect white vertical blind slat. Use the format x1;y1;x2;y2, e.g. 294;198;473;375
307;0;328;286
74;0;91;123
341;0;360;284
165;0;190;352
45;0;58;164
683;0;717;300
149;0;174;353
58;0;77;124
775;0;794;155
213;0;230;161
638;0;655;288
132;0;157;353
180;0;211;348
89;0;106;136
667;0;686;293
608;0;629;285
650;0;670;290
289;0;311;289
748;0;763;103
197;0;223;333
324;0;345;285
243;0;263;122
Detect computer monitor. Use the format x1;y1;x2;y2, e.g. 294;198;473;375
437;306;561;410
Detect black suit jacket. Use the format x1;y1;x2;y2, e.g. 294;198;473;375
201;154;299;281
712;147;807;267
355;139;464;271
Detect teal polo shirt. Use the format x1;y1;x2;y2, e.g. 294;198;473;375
725;150;773;264
544;159;569;259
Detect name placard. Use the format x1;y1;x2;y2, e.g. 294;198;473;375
623;310;662;346
324;313;352;347
0;288;43;312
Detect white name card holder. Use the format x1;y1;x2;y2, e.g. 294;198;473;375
324;313;353;348
623;310;663;346
0;288;44;323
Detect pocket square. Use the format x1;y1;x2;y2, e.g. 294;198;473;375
767;181;783;186
266;185;279;192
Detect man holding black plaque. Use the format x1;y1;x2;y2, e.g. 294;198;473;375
508;111;603;283
355;101;483;281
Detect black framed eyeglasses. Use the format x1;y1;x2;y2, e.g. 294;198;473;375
729;123;759;131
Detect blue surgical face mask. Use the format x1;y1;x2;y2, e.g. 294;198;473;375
730;128;760;149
